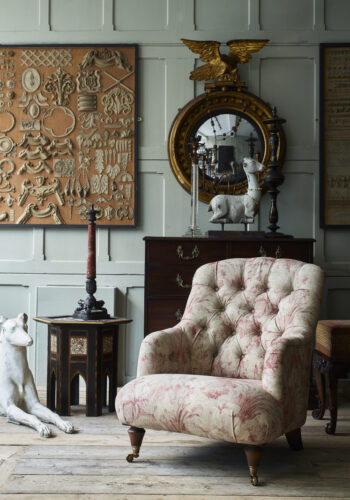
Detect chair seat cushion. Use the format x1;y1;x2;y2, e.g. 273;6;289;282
116;374;283;445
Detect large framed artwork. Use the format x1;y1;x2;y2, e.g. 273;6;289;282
0;44;137;227
320;43;350;228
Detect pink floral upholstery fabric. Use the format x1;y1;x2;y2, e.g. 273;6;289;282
116;374;283;444
116;257;324;444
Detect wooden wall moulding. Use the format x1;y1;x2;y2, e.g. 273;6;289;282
320;43;350;228
0;45;137;227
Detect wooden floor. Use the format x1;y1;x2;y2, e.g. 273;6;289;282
0;390;349;500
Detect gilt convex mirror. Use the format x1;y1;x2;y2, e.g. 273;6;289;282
168;39;285;204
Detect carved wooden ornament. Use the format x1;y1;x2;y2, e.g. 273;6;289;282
0;45;137;227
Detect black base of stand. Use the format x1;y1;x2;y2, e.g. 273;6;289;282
72;307;110;321
73;291;110;321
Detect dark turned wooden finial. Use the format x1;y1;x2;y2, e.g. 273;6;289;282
73;205;110;320
263;107;288;237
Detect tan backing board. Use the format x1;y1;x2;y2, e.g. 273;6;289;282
0;45;137;227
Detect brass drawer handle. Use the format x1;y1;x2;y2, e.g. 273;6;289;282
275;246;282;259
176;273;191;289
177;244;200;260
175;309;183;321
259;246;267;257
259;245;282;258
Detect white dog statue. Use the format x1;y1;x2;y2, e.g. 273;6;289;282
208;157;265;225
0;313;74;437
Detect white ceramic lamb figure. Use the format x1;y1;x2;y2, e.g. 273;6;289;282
208;157;265;225
0;313;74;437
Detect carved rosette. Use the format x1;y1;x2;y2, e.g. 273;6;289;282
76;70;102;93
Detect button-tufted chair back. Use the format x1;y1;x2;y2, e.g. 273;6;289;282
174;257;322;380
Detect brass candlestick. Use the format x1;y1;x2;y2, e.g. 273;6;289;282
73;205;110;320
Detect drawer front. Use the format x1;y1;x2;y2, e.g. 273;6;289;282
257;242;313;262
145;299;187;335
147;264;197;297
227;241;313;262
147;240;226;267
146;240;227;296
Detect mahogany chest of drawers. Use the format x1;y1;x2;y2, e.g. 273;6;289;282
144;236;314;336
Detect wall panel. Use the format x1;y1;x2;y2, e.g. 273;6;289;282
194;0;248;31
0;0;39;31
260;171;315;238
0;285;29;318
110;170;164;263
44;228;87;262
326;288;350;319
325;0;350;31
260;57;316;159
50;0;103;31
325;231;350;264
0;229;34;261
260;0;313;31
138;58;167;159
114;0;168;31
123;286;144;380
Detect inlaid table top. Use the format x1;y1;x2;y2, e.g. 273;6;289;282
34;315;132;326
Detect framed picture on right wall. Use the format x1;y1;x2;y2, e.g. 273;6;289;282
320;43;350;228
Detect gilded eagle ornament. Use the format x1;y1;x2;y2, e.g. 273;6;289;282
181;38;269;84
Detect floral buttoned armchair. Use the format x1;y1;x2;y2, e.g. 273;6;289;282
116;257;324;485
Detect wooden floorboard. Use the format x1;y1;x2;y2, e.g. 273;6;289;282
0;398;349;499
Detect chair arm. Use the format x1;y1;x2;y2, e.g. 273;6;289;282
137;325;191;377
262;329;313;430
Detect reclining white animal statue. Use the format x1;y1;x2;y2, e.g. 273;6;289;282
0;313;74;437
208;157;265;225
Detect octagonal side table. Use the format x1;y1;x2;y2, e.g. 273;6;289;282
34;315;132;417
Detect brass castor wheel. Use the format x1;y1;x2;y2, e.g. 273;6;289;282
126;454;135;462
250;475;259;486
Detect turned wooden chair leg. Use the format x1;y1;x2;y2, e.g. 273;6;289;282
126;426;145;462
326;366;338;435
312;363;326;420
285;428;303;450
244;446;263;486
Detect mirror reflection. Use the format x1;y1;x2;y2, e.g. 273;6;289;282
192;112;263;185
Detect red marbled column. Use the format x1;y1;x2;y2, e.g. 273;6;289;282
87;220;96;278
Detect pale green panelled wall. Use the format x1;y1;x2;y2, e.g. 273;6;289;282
0;0;350;386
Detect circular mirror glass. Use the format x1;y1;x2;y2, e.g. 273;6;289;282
192;111;264;186
168;89;285;203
